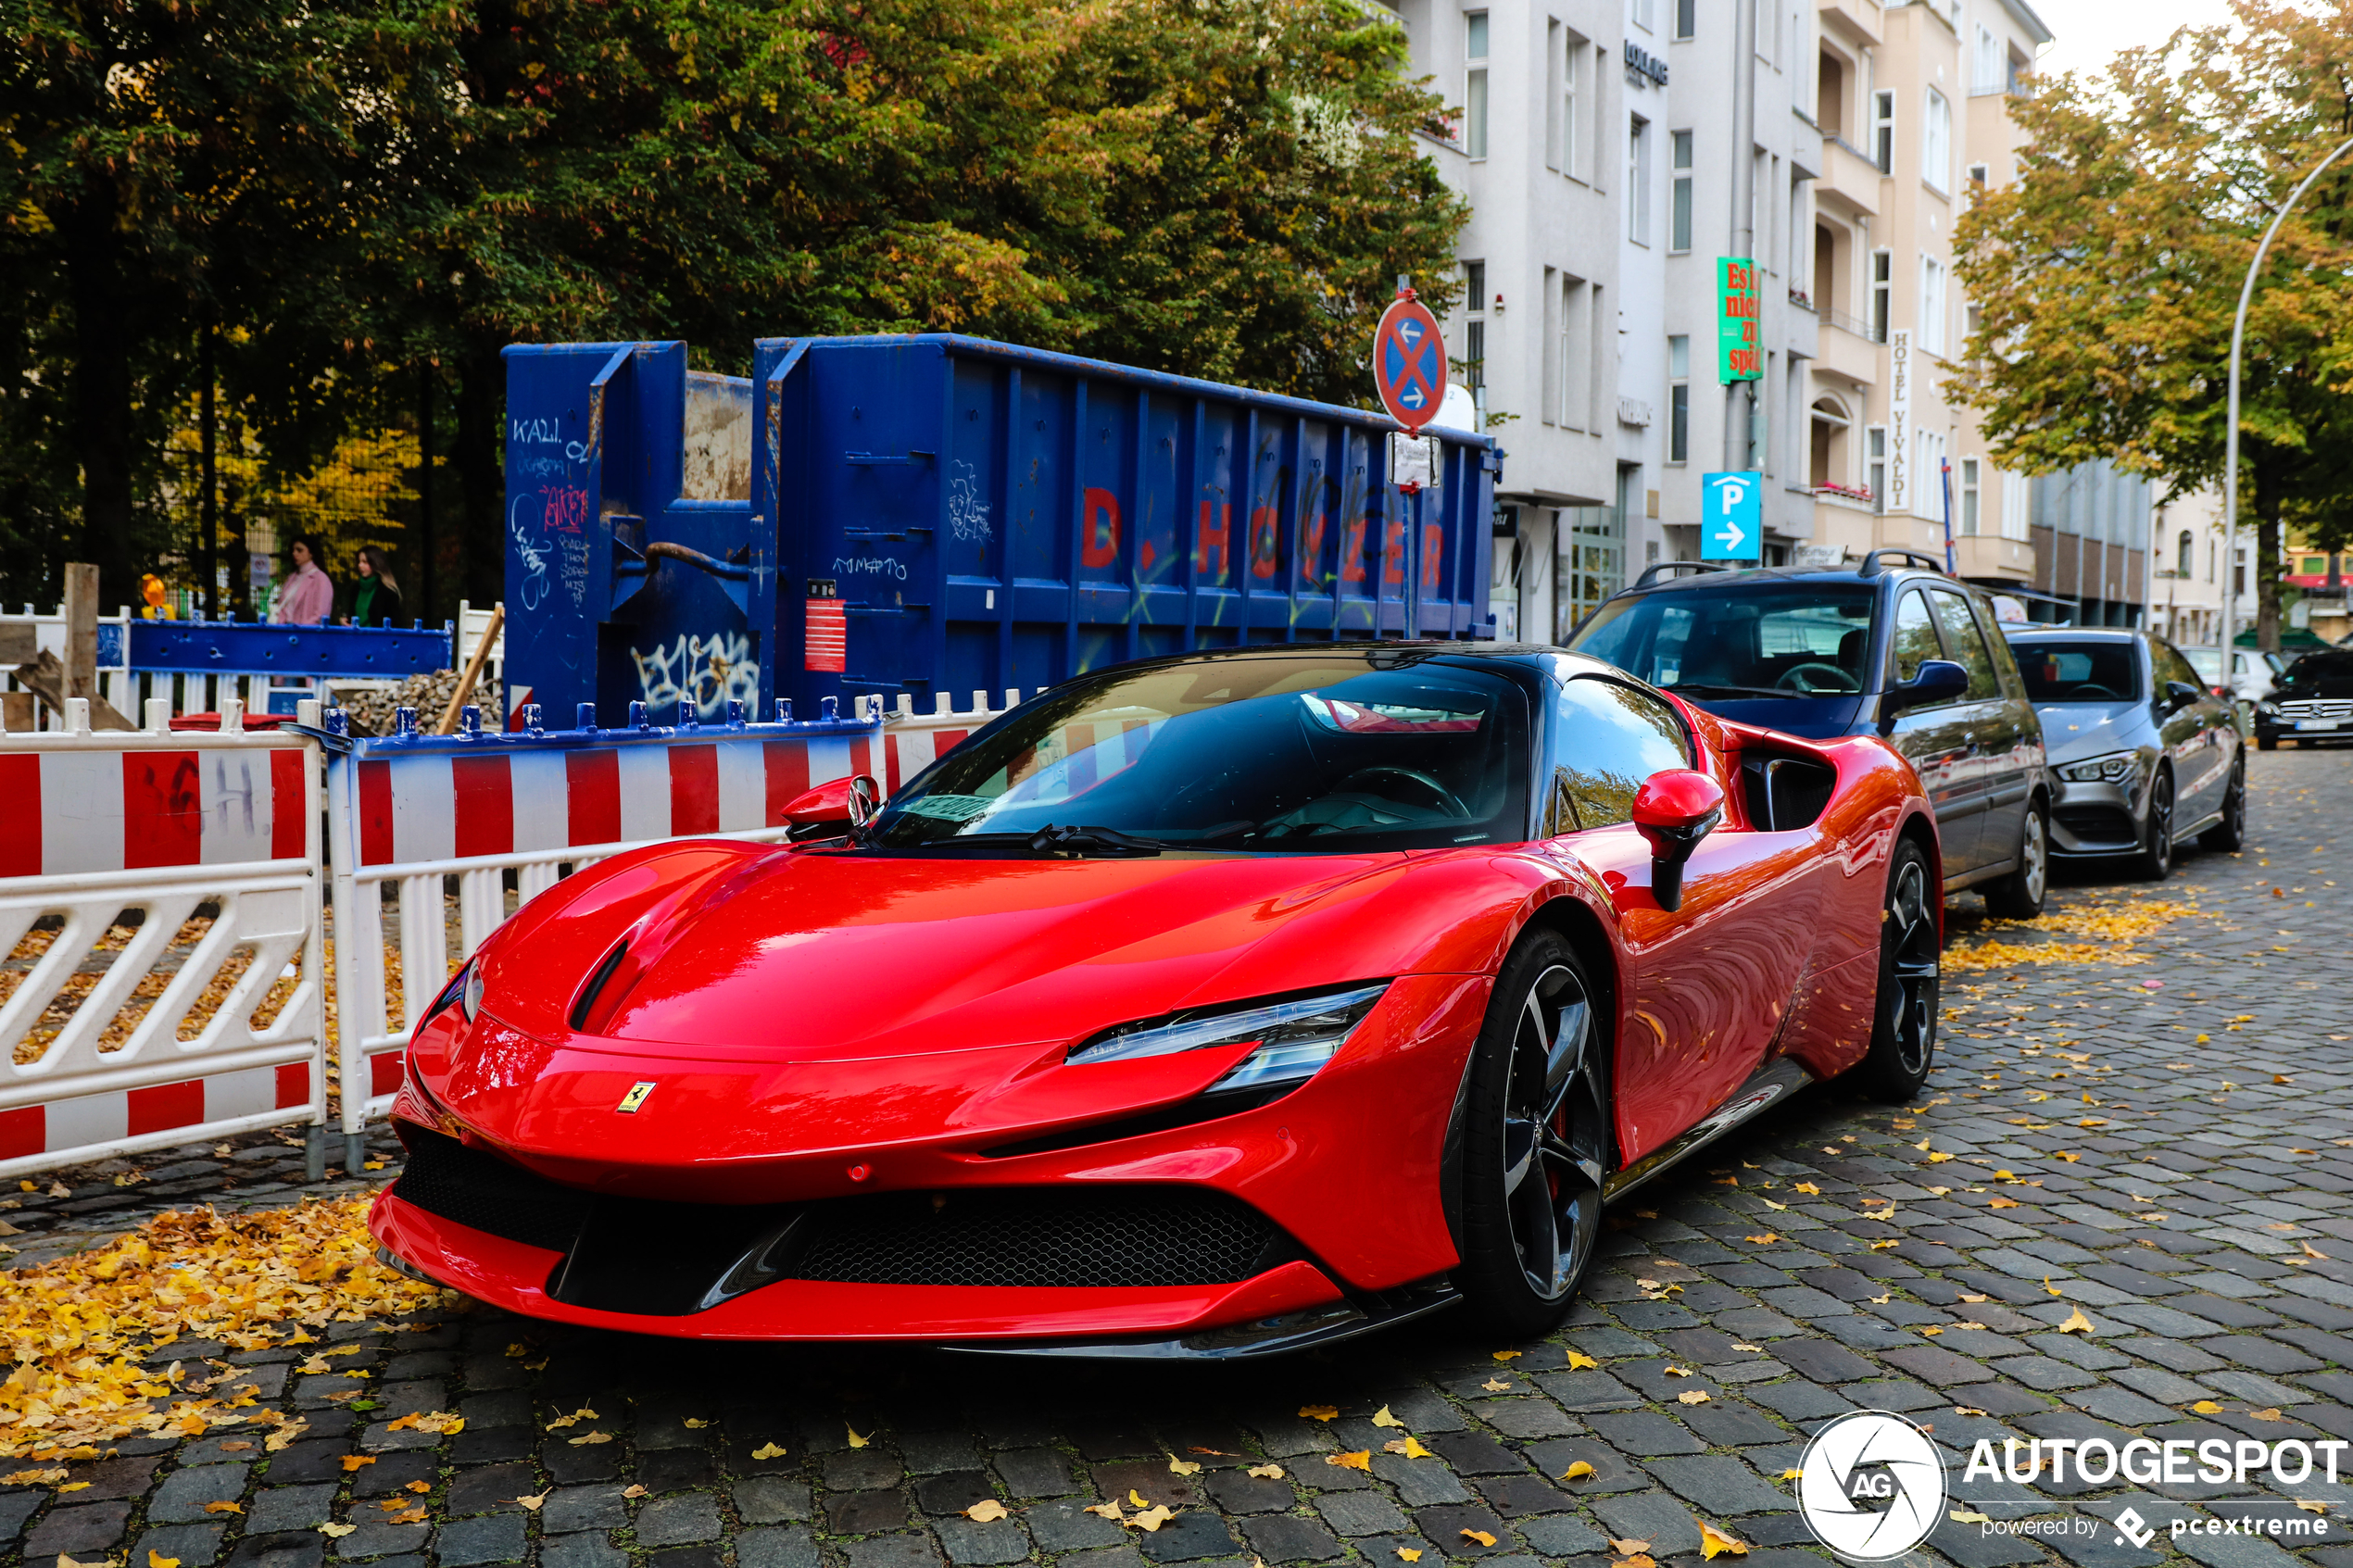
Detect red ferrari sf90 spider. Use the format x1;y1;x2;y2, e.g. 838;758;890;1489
373;646;1940;1357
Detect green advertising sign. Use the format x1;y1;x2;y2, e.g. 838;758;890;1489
1718;257;1760;383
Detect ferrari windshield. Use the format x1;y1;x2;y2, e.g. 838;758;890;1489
870;654;1531;854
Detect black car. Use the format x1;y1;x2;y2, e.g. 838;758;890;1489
1565;552;2051;916
2255;649;2353;748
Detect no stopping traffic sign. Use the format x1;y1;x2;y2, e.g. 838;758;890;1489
1374;291;1447;433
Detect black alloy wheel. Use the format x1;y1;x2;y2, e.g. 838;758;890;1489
1844;838;1939;1103
1455;933;1611;1335
2137;770;2174;882
2200;760;2246;852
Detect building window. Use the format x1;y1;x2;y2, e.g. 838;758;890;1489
1916;428;1947;516
1959;457;1980;535
1920;256;1947;356
1462;260;1487;391
1466;13;1490;160
1670;132;1693;251
1967;162;1988;197
1628;118;1652;245
1868;426;1886;514
1632;0;1654;32
1870;250;1892;341
1872;91;1894;173
1667;335;1690;463
1921;88;1951;191
1973;24;2003;94
1562;35;1583;177
2178;529;2194;577
1675;0;1695;40
2001;470;2030;540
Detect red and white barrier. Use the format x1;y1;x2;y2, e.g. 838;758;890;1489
322;695;1012;1167
0;698;326;1178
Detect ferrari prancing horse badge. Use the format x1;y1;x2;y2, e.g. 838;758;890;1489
617;1082;656;1113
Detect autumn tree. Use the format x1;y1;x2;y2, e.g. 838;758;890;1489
1951;0;2353;651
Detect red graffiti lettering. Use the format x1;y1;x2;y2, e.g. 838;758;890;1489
1081;487;1122;570
1383;521;1405;588
1422;523;1446;592
1249;505;1280;580
1197;500;1231;579
1341;518;1368;584
540;484;590;534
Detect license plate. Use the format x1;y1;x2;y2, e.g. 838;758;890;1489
2296;719;2341;731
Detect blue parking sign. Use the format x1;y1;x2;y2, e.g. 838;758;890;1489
1700;471;1763;561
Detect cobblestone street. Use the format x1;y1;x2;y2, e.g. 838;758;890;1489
6;749;2353;1568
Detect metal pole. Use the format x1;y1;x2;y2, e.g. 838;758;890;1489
2222;134;2353;659
420;363;436;624
200;323;217;620
1724;0;1756;473
1940;456;1957;574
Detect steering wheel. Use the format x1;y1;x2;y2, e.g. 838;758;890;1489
1336;766;1471;820
1776;661;1863;695
2070;684;2123;700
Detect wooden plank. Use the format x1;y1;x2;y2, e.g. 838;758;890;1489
0;624;34;664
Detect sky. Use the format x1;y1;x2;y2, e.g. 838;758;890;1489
2030;0;2236;78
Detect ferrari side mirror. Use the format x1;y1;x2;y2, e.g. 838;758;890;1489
1631;770;1726;913
781;774;883;840
1877;659;1969;733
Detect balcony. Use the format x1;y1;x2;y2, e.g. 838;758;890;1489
1953;534;2035;582
1815;314;1880;385
1818;0;1884;48
1818;133;1883;219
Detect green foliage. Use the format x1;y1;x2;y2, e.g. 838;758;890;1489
1;0;1466;613
1950;0;2353;649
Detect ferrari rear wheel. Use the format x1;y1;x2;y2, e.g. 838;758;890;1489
1843;838;1939;1104
1455;932;1612;1336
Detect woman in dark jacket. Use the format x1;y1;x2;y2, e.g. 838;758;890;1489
339;547;406;627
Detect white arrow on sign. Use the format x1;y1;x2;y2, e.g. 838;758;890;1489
1711;477;1750;553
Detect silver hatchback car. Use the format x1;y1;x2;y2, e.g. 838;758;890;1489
2004;627;2246;880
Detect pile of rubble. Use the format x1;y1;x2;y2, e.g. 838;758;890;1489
329;670;502;736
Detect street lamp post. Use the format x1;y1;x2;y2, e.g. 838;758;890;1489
2221;135;2353;665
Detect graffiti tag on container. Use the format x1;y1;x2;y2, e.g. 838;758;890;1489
634;633;761;721
509;498;551;612
540;484;590;534
834;556;909;581
950;459;991;544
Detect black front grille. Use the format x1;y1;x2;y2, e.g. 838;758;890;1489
389;1123;1291;1304
790;1187;1281;1288
2055;805;2136;847
390;1126;592;1252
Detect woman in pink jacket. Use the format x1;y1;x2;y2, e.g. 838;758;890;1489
271;537;335;625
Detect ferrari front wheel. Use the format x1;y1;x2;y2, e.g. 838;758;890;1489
1843;838;1940;1104
1454;932;1612;1336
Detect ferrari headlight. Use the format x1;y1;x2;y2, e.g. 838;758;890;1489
1066;984;1390;1094
422;960;484;1028
2058;751;2137;784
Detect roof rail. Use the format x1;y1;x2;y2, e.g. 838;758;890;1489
1859;548;1948;575
1632;560;1734;589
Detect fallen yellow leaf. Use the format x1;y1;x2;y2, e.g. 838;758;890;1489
57;1481;90;1492
1663;1365;1692;1378
1870;1239;1900;1250
623;1485;649;1499
2191;1400;2224;1414
1614;1556;1657;1568
1926;1151;1954;1163
1371;1406;1405;1428
1298;1405;1340;1422
319;1524;357;1538
1610;1540;1654;1558
1461;1529;1498;1548
1793;1182;1820;1195
569;1432;612;1446
1327;1450;1372;1471
1678;1390;1712;1405
1382;1436;1435;1459
683;1418;710;1428
1699;1521;1749;1559
2057;1308;2095;1335
1951;1511;1992;1524
515;1492;547;1512
1987;1198;2020;1210
1781;1469;1800;1481
1563;1461;1597;1481
1131;1504;1176;1533
343;1455;377;1472
1166;1453;1202;1476
150;1553;182;1568
965;1500;1009;1522
752;1441;787;1460
1246;1464;1284;1479
405;1481;429;1495
2250;1408;2284;1423
1398;1551;1423;1562
1491;1350;1522;1361
1744;1234;1779;1245
1481;1378;1513;1393
1566;1349;1599;1370
2297;1501;2330;1515
846;1426;870;1449
1086;1501;1125;1521
203;1501;243;1514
